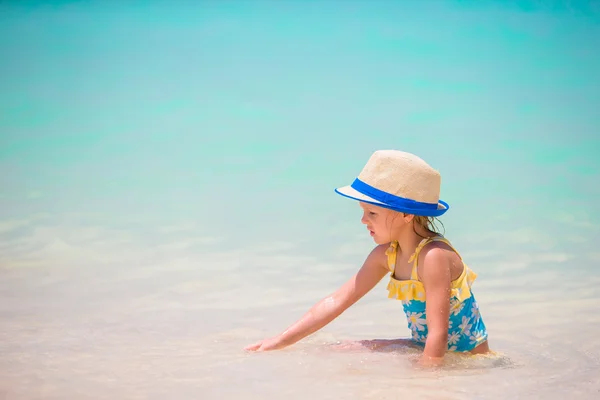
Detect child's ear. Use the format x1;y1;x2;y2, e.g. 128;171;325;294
403;213;415;223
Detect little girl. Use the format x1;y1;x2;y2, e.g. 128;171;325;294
245;150;490;365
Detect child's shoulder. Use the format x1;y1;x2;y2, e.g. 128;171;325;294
365;242;395;270
419;241;455;264
422;236;454;253
371;242;394;260
417;236;465;278
421;236;460;258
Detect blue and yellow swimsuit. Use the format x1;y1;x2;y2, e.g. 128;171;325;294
385;236;488;352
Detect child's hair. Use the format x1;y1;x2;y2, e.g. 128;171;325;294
413;215;446;238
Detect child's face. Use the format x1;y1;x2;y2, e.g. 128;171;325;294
359;202;407;244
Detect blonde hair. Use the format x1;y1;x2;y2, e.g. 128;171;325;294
413;215;445;237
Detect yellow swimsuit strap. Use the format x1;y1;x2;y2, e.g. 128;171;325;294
384;241;399;274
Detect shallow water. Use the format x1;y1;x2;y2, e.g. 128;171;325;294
1;1;599;399
1;216;599;399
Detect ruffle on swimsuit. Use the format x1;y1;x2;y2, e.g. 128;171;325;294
385;236;488;352
385;239;478;303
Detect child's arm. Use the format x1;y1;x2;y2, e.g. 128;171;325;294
419;247;452;365
244;244;390;352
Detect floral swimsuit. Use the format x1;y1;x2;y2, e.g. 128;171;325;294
385;236;488;352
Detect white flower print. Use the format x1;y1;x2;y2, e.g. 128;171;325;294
448;331;461;345
406;312;427;332
471;302;480;320
450;299;465;316
412;331;426;343
448;319;454;330
458;316;472;336
470;330;485;345
402;300;412;307
448;345;457;352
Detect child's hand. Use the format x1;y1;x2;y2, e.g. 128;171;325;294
244;335;287;352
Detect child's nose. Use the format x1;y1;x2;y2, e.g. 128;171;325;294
360;213;368;224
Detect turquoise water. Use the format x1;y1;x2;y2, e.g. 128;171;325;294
1;1;599;398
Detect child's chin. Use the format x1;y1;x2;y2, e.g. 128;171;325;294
372;237;386;245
